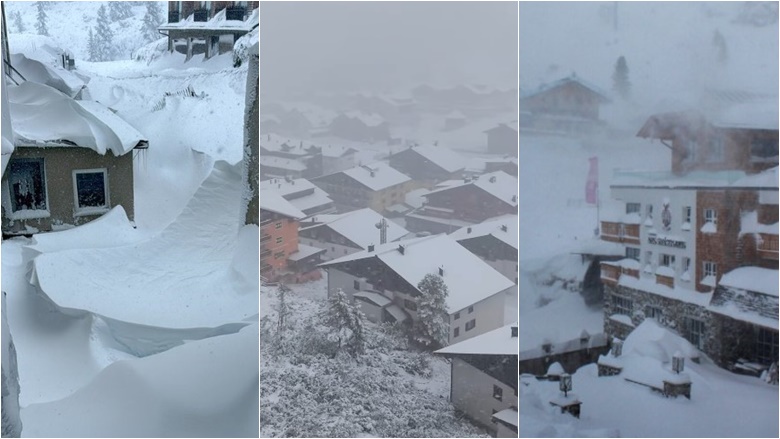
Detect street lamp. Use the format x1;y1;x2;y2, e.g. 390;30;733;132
672;353;684;374
559;373;572;398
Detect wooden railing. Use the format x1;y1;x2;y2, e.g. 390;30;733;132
758;233;779;260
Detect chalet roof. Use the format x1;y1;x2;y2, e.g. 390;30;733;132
260;191;305;219
520;74;611;103
259;177;333;213
426;171;518;208
8;81;147;155
300;208;409;249
321;234;514;312
436;322;518;356
397;145;467;173
340;162;411;191
449;215;518;251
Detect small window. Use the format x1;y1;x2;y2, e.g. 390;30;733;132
465;319;476;331
492;385;503;401
646;305;663;320
273;251;285;259
453;327;460;338
612;295;633;316
626;247;640;261
276;237;283;244
404;299;418;311
683;206;692;224
703;261;717;278
353;280;360;290
73;169;109;214
660;254;675;268
453;312;460;320
275;221;283;229
704;208;717;225
626;202;640;214
8;158;48;213
467;305;474;314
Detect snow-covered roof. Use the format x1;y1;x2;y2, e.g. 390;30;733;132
9;53;87;98
404;188;431;209
712;99;779;130
492;408;518;428
322;234;514;312
740;211;778;236
341;162;411;191
719;267;778;297
8;82;146;155
436;322;518;356
260;178;333;213
520;74;611;102
287;243;325;262
449;215;518;251
342;111;385;127
612;168;779;190
260;156;307;172
302;208;409;248
426;171;518;208
404;145;467;173
159;7;258;32
260;191;305;219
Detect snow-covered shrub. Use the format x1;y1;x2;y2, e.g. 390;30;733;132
232;27;257;67
131;37;167;65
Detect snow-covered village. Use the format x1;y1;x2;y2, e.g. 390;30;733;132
518;2;778;437
258;2;519;438
1;1;258;437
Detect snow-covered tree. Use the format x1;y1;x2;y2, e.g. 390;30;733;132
612;55;631;100
321;289;366;357
413;273;450;348
35;2;49;36
712;29;728;64
87;27;97;62
276;284;291;333
109;1;133;22
140;1;163;43
94;4;115;61
12;11;26;33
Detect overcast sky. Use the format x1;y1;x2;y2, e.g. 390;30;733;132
260;2;518;97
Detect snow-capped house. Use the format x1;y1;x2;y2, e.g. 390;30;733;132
435;322;518;437
484;121;519;156
388;144;467;187
449;215;518;283
312;162;413;215
519;74;610;135
325;111;390;143
160;1;259;60
320;234;516;343
260;191;325;283
260;134;323;180
406;171;518;234
260;177;334;217
599;106;778;372
2;81;148;236
298;208;410;261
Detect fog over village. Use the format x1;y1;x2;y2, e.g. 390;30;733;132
518;2;778;437
259;2;518;437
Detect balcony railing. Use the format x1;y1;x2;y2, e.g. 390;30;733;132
600;262;620;287
758;233;779;260
601;221;640;244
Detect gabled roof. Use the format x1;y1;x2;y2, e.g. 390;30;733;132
397;145;467;173
340;111;385;127
321;234;514;312
340;162;411;191
8;82;147;155
520;74;611;103
484;121;519;134
300;208;409;249
426;171;518;208
449;215;518;251
260;177;333;213
436;322;518;356
260;191;305;219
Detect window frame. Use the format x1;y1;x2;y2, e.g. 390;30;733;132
492;384;503;401
703;260;717;278
72;168;110;216
626;202;641;215
626;247;640;261
465;319;476;331
704;208;718;226
6;157;50;218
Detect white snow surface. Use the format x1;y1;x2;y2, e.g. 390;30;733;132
301;208;409;248
449;215;519;250
404;145;467;173
323;234;514;312
718;266;779;297
341;161;411;191
428;170;518;207
259;190;305;219
436;322;518;356
30;162;257;329
260;177;333;213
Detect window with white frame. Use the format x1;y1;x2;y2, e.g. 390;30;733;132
683;316;706;349
612;295;633;316
682;206;692;224
660;254;676;268
626;247;640;261
703;261;717;278
73;169;109;214
626;202;641;214
704;208;717;225
8;158;48;213
645;305;663;321
681;257;692;281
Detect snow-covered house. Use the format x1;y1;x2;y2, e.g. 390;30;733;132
406;171;518;234
260;191;324;283
317;143;357;176
2;81;148;236
260;177;334;217
484;121;519;157
519;74;611;135
312;162;413;215
388;144;466;187
260;134;323;180
599;107;778;372
298;208;410;261
449;215;518;283
325;111;390;143
435;322;518;437
320;234;516;342
160;1;259;60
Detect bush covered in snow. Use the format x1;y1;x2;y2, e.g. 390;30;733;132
233;27;258;67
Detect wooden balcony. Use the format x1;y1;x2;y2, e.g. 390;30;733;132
600;262;620;287
758;233;778;260
600;221;640;245
656;274;674;288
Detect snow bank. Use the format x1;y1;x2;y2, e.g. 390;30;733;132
622;319;699;362
21;324;259;438
719;266;779;297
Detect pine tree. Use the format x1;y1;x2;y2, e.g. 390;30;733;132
12;11;26;33
321;289;366;357
87;27;97;62
35;2;49;36
414;273;450;348
276;284;291;333
94;4;115;61
140;1;163;43
712;30;728;65
612;55;631;100
109;1;133;22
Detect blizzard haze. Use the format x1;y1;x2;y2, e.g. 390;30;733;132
261;1;518;97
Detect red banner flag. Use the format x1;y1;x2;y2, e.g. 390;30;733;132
585;156;598;205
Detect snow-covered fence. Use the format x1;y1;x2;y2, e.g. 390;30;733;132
152;85;206;111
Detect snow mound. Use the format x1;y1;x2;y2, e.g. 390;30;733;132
623;319;699;362
21;324;259;438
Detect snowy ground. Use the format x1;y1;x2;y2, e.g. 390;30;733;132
259;277;487;438
3;24;257;437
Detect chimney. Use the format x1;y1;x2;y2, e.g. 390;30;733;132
438;266;444;276
398;244;405;255
467;227;472;234
489;176;497;183
512;195;517;202
511;326;518;338
500;224;508;232
368;244;375;252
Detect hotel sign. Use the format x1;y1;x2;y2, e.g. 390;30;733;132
648;236;686;249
